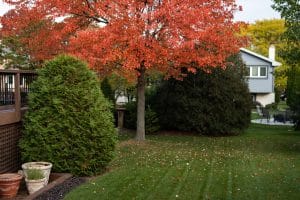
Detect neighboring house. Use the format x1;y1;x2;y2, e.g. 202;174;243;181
240;45;281;107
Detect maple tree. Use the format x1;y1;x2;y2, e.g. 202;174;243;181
1;0;244;141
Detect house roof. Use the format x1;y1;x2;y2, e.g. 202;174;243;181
240;48;282;67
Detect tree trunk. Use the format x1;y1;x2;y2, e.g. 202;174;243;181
136;68;146;141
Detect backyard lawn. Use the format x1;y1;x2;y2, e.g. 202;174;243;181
65;124;300;200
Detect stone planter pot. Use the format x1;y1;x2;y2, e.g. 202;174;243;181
25;178;46;194
22;162;52;186
0;173;23;198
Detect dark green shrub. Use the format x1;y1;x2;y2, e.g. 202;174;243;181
100;77;118;126
124;102;160;134
152;55;252;136
265;103;278;110
124;101;137;130
252;101;263;109
145;106;160;134
101;77;115;104
20;55;116;176
274;87;281;104
286;65;300;130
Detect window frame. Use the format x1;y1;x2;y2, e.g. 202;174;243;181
246;65;268;78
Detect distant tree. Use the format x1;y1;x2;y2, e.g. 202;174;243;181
0;37;39;69
272;0;300;129
1;0;245;140
241;19;286;55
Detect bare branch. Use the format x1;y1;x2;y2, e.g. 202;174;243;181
71;11;108;24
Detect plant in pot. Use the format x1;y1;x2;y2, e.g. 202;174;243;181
25;169;46;194
22;162;52;185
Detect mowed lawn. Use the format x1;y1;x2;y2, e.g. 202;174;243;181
65;124;300;200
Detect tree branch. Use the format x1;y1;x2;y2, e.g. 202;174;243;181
71;11;108;24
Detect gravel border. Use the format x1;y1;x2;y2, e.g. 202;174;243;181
34;177;86;200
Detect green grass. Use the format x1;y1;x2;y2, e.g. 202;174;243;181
65;124;300;200
251;110;261;120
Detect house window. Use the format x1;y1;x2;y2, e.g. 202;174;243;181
252;66;259;76
260;67;267;76
247;66;268;78
246;68;250;76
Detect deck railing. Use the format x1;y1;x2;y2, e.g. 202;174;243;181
0;69;37;126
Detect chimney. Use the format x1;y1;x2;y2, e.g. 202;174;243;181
269;44;275;61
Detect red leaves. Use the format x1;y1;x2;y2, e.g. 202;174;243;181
1;0;245;78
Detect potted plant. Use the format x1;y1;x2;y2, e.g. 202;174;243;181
22;161;52;185
25;169;46;194
0;173;23;198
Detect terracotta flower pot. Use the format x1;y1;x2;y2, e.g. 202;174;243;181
0;173;23;199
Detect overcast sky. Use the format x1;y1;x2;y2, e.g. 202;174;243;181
0;1;11;16
0;0;281;23
235;0;281;23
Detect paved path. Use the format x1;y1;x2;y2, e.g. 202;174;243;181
251;118;294;126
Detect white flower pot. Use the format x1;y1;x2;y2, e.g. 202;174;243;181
25;178;46;194
22;162;52;186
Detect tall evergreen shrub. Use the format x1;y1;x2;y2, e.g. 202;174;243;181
152;55;252;136
287;65;300;129
20;55;116;176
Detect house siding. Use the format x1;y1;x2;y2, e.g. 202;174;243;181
256;93;275;107
240;51;274;93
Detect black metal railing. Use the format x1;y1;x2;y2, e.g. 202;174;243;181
0;73;15;106
20;73;36;107
0;70;37;108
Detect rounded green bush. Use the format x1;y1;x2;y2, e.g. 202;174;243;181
20;55;116;176
152;55;252;136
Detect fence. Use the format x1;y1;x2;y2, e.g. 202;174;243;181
0;69;37;173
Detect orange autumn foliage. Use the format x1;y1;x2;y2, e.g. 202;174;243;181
1;0;245;77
